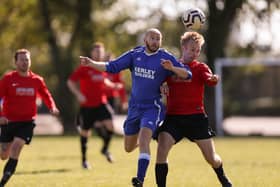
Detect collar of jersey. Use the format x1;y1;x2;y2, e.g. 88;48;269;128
144;49;159;56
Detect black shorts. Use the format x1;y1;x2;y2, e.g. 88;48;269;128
76;104;113;130
156;113;215;143
0;120;36;144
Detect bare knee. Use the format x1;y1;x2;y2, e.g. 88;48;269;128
205;154;222;168
124;135;138;153
124;147;132;153
124;144;137;153
0;153;9;160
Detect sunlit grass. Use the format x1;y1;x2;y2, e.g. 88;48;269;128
2;136;280;187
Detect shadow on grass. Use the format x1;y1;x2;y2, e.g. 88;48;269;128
15;168;72;175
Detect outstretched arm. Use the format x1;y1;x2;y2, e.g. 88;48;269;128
104;78;123;90
161;59;191;79
79;56;107;72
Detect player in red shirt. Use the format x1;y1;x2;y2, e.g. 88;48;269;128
0;49;59;187
104;55;128;114
155;32;232;187
67;42;122;169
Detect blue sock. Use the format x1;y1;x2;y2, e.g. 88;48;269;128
137;153;150;182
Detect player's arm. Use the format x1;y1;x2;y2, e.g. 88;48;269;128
80;50;134;73
161;59;192;79
160;82;169;96
67;79;86;103
200;64;219;86
38;79;59;115
79;56;107;72
104;78;123;90
0;98;8;125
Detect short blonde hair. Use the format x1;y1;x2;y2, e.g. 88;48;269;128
180;32;205;47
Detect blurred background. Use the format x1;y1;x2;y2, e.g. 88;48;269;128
0;0;279;135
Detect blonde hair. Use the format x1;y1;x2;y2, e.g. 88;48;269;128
180;32;205;47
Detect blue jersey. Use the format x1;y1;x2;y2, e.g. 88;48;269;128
106;46;191;104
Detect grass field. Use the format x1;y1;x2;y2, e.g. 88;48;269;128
2;136;280;187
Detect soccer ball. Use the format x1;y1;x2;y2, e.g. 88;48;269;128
182;8;206;30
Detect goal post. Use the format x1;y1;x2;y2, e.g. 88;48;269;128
214;57;280;136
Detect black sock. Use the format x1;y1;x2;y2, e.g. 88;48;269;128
213;164;231;185
95;127;113;153
0;158;18;186
80;136;88;162
102;130;113;153
155;163;168;187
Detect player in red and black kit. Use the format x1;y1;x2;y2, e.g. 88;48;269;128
155;32;232;187
0;49;59;187
67;42;122;169
105;69;128;114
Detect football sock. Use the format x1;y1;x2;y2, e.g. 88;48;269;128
213;164;231;185
102;130;113;153
155;163;168;187
95;127;113;153
0;158;18;186
80;136;88;162
137;153;150;182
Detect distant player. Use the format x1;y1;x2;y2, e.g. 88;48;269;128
79;28;192;187
104;54;128;113
0;49;59;187
155;31;232;187
67;42;122;169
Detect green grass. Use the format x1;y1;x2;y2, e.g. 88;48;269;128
2;136;280;187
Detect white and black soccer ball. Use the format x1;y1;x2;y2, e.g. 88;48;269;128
182;8;206;30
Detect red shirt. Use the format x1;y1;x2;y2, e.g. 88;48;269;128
105;73;127;103
166;60;217;115
68;66;107;107
0;71;57;121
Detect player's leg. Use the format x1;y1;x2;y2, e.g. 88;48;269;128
123;105;140;153
0;121;35;186
0;124;13;160
124;134;139;152
132;127;153;186
155;132;175;187
0;137;25;186
80;129;91;169
0;143;12;161
95;104;115;162
133;101;165;186
154;115;183;187
78;107;93;169
96;119;114;163
195;138;232;187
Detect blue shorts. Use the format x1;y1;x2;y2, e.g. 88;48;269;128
123;100;165;135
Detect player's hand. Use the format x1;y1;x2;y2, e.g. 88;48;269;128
79;56;93;66
77;93;87;104
208;74;219;83
50;107;60;116
161;59;174;70
114;83;123;90
0;117;8;125
160;84;169;96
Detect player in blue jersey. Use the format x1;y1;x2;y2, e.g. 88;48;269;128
79;28;192;187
